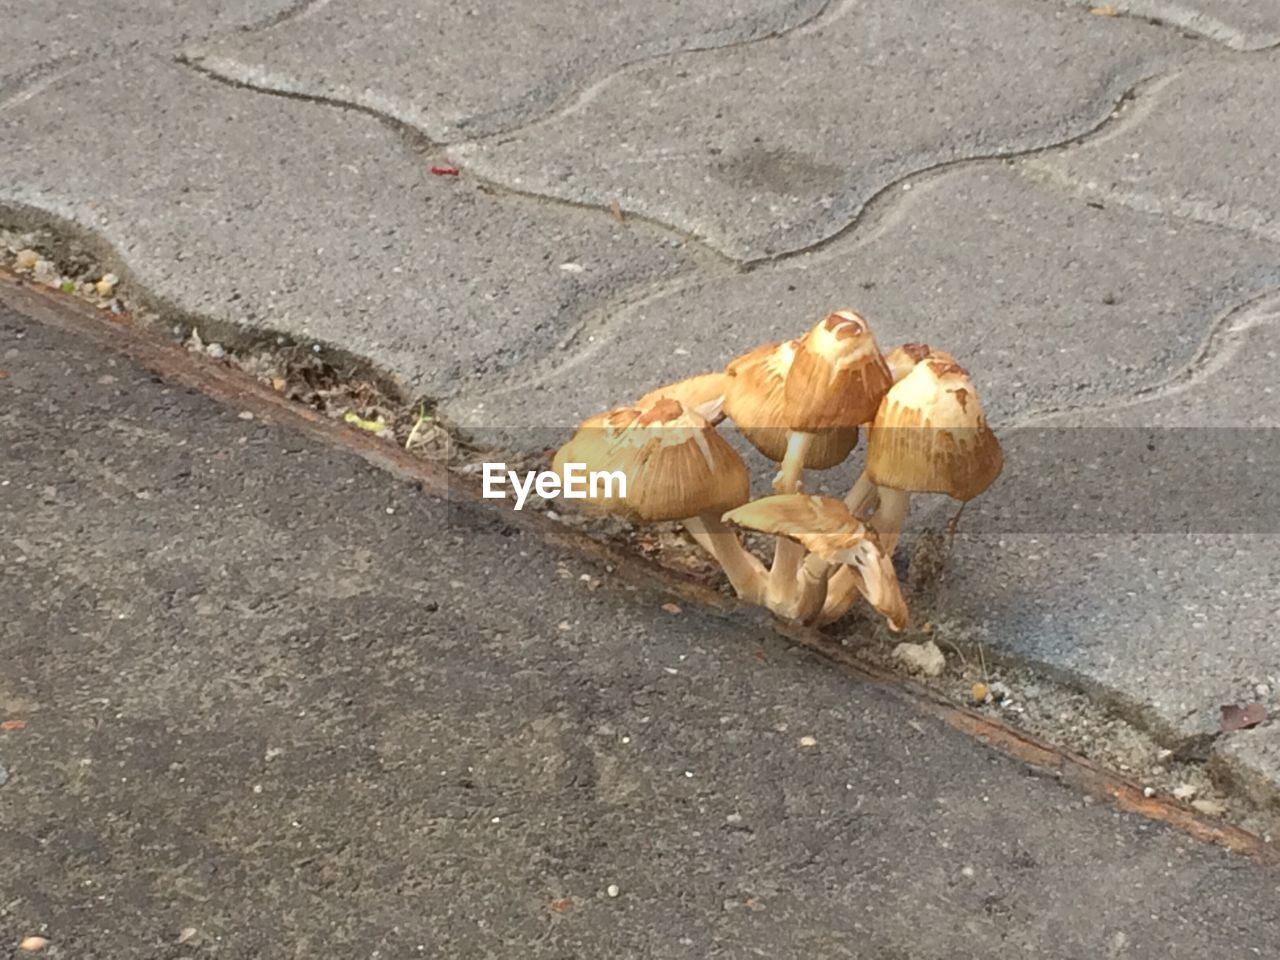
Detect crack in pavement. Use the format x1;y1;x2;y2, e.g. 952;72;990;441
445;71;1188;408
182;0;837;144
1061;0;1280;52
1007;286;1280;428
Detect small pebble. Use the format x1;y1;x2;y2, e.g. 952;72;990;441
661;602;682;615
19;937;49;953
205;343;225;359
606;884;620;898
798;735;817;748
1143;786;1156;798
95;273;119;297
893;641;946;677
960;866;975;879
237;411;255;421
177;928;198;944
15;249;39;270
1172;784;1198;800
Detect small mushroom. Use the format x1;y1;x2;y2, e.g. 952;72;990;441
553;398;765;601
725;494;907;628
636;372;728;424
863;355;1003;555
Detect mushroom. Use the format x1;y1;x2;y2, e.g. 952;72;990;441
883;342;933;385
637;372;728;424
553;397;766;602
724;494;907;629
845;342;932;516
725;311;892;610
863;354;1003;555
722;339;858;476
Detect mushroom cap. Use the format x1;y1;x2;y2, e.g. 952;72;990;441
783;310;893;430
722;494;868;560
637;372;728;424
865;356;1003;501
884;342;932;383
552;397;749;522
724;494;908;630
722;340;858;468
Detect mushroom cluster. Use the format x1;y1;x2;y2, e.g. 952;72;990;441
552;310;1003;629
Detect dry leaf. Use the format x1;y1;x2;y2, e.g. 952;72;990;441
610;197;624;223
1;720;26;731
1219;703;1267;732
661;602;682;614
549;897;574;914
1089;4;1119;14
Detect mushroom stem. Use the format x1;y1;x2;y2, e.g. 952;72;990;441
870;486;911;556
794;553;831;623
817;566;859;625
684;513;767;604
844;469;877;518
773;430;815;494
767;430;815;608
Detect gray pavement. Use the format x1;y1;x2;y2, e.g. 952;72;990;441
2;0;1280;794
5;284;1280;957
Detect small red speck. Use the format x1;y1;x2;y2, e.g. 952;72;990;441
1;719;27;731
430;165;460;176
753;650;767;663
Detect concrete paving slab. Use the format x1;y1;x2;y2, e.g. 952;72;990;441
935;292;1280;743
1059;0;1280;51
5;286;1280;957
447;0;1193;259
0;57;699;398
0;0;295;89
447;164;1280;432
1027;56;1280;242
185;0;829;141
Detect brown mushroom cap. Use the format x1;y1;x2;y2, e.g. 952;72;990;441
783;310;893;430
723;494;869;560
637;372;728;424
553;397;749;522
722;340;858;468
865;356;1003;501
884;342;932;384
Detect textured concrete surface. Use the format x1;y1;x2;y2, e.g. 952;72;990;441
1059;0;1280;51
185;0;829;141
6;293;1280;958
0;58;698;397
1027;55;1280;243
448;0;1191;259
4;0;1280;795
449;164;1280;430
0;0;294;89
935;291;1280;740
